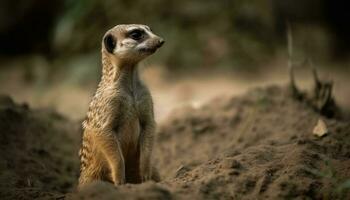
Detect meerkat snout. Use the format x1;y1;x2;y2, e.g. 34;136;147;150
156;39;165;48
140;37;164;53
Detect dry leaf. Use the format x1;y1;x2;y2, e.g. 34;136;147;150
313;118;328;137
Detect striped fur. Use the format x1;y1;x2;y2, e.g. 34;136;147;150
78;24;164;188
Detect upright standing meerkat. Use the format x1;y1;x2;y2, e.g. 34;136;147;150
78;24;164;188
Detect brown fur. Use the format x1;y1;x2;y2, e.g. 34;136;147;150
78;24;164;188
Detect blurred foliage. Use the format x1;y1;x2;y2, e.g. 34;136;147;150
0;0;62;55
0;0;349;77
53;0;278;70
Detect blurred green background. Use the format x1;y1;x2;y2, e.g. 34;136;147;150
1;0;349;69
0;0;349;120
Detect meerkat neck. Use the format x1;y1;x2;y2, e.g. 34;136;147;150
100;51;141;91
117;66;141;93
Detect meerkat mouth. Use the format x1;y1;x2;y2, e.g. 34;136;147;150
139;47;157;54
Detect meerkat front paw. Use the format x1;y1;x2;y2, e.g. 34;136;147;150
114;178;126;186
140;165;152;182
113;175;126;186
111;167;126;186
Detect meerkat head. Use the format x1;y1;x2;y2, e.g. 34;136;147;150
102;24;164;66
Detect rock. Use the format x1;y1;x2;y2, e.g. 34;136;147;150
313;118;328;137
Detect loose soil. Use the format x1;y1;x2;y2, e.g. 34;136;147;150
0;85;349;199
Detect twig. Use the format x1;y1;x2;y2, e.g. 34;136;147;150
286;21;301;98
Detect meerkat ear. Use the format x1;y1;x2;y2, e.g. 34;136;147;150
104;34;116;54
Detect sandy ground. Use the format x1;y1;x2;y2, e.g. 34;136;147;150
0;58;349;123
0;82;349;199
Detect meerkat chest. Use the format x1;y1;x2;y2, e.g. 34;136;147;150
117;91;148;150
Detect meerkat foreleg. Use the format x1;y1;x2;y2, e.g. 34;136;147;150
139;120;155;182
95;132;126;185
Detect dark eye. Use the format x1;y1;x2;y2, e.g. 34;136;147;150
129;30;144;40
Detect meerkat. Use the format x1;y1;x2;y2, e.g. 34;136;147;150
78;24;164;188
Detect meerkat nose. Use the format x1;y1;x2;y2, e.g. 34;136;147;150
156;38;165;48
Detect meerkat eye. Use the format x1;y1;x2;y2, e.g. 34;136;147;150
129;29;144;41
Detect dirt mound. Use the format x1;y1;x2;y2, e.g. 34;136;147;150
1;85;349;199
152;86;350;199
0;95;80;199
